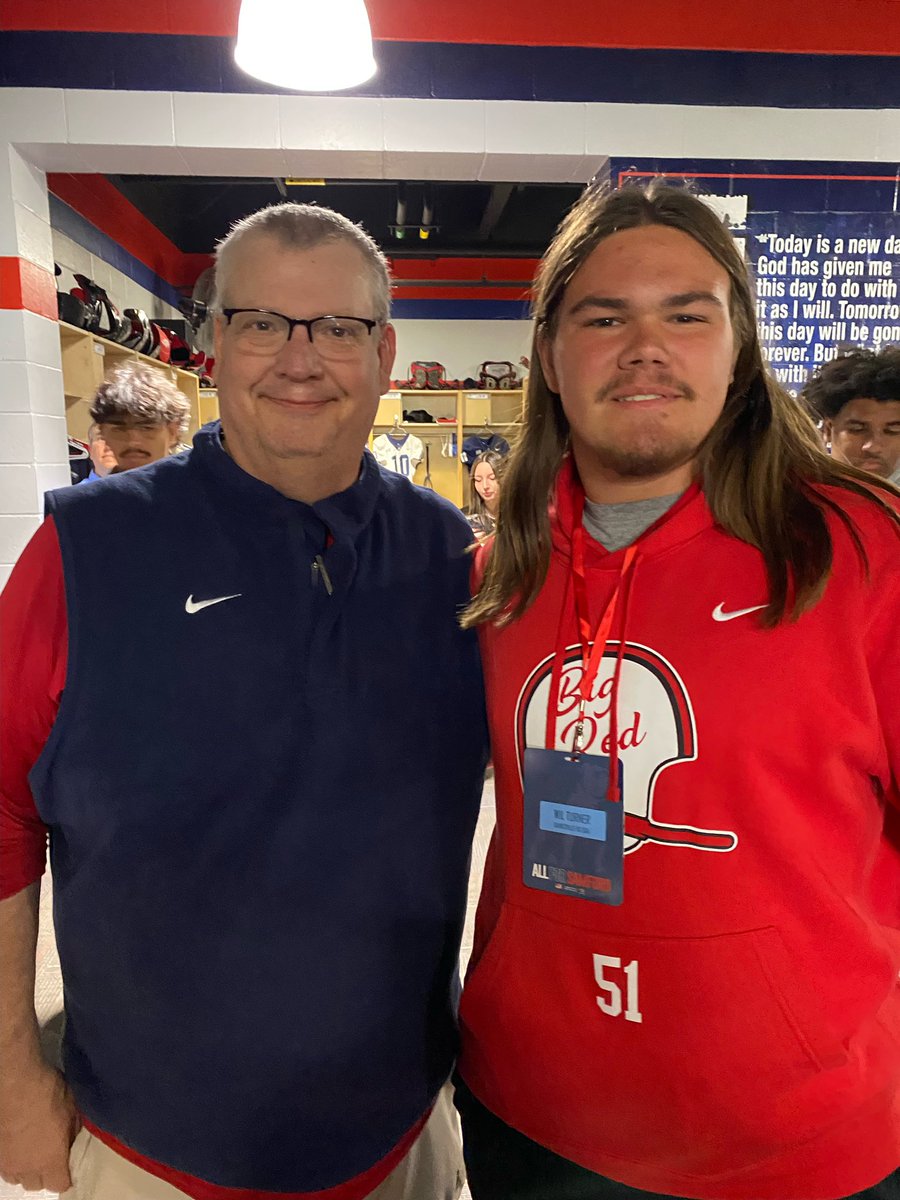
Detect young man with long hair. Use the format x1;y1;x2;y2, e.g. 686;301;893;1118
456;181;900;1200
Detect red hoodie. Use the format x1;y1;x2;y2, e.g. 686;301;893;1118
459;458;900;1200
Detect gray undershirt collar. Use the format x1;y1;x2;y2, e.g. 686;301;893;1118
583;492;683;552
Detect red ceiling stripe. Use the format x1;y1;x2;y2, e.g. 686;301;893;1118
4;0;900;56
389;258;538;282
393;287;531;301
47;174;193;288
0;0;242;37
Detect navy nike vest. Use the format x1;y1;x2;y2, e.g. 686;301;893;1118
32;424;488;1191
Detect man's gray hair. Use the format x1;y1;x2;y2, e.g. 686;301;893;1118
89;362;191;438
214;203;392;323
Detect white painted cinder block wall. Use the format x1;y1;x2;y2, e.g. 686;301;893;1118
390;318;533;384
51;228;182;325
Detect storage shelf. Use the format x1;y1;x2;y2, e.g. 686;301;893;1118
59;321;203;440
369;388;523;508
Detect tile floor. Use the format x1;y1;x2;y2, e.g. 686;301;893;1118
0;778;496;1200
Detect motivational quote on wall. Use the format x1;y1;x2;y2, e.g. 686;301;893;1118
746;213;900;394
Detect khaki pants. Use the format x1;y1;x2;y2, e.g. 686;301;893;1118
62;1086;465;1200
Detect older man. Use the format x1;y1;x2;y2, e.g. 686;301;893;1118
0;204;486;1200
77;423;118;484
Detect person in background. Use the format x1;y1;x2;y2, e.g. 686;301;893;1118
455;181;900;1200
802;346;900;483
77;423;117;484
0;202;487;1200
467;450;504;539
89;361;191;472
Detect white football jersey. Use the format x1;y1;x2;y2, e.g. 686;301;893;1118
372;433;424;481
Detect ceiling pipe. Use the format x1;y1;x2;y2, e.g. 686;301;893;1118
420;190;434;241
394;184;407;240
477;183;515;241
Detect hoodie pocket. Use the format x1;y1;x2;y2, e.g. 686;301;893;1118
459;903;851;1177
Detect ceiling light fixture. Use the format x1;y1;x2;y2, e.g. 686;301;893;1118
234;0;377;92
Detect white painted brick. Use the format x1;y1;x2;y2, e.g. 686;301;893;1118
479;151;585;183
105;263;133;304
0;361;74;417
585;103;687;159
484;101;584;157
0;412;36;462
0;311;61;369
178;146;287;175
88;256;113;294
26;365;66;418
0;311;32;363
383;149;484;180
0;514;42;564
21;144;92;173
0;362;30;413
51;237;93;282
0;463;40;513
12;202;55;272
0;89;68;143
279;96;384;151
0;147;50;223
35;463;72;496
383;99;484;155
66;90;176;147
876;110;900;160
82;145;190;174
0;191;18;260
174;92;280;149
23;313;62;371
51;228;74;265
31;414;68;464
281;148;384;179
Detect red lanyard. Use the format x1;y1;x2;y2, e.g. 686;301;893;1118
565;489;636;756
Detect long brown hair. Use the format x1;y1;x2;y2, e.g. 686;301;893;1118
468;450;506;533
464;180;900;628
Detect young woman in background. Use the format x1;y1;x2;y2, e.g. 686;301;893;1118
467;451;505;540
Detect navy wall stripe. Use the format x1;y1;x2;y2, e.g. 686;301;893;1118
3;32;900;109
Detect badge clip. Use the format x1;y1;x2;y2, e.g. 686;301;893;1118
568;697;588;761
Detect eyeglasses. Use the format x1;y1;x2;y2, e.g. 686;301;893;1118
221;309;380;359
